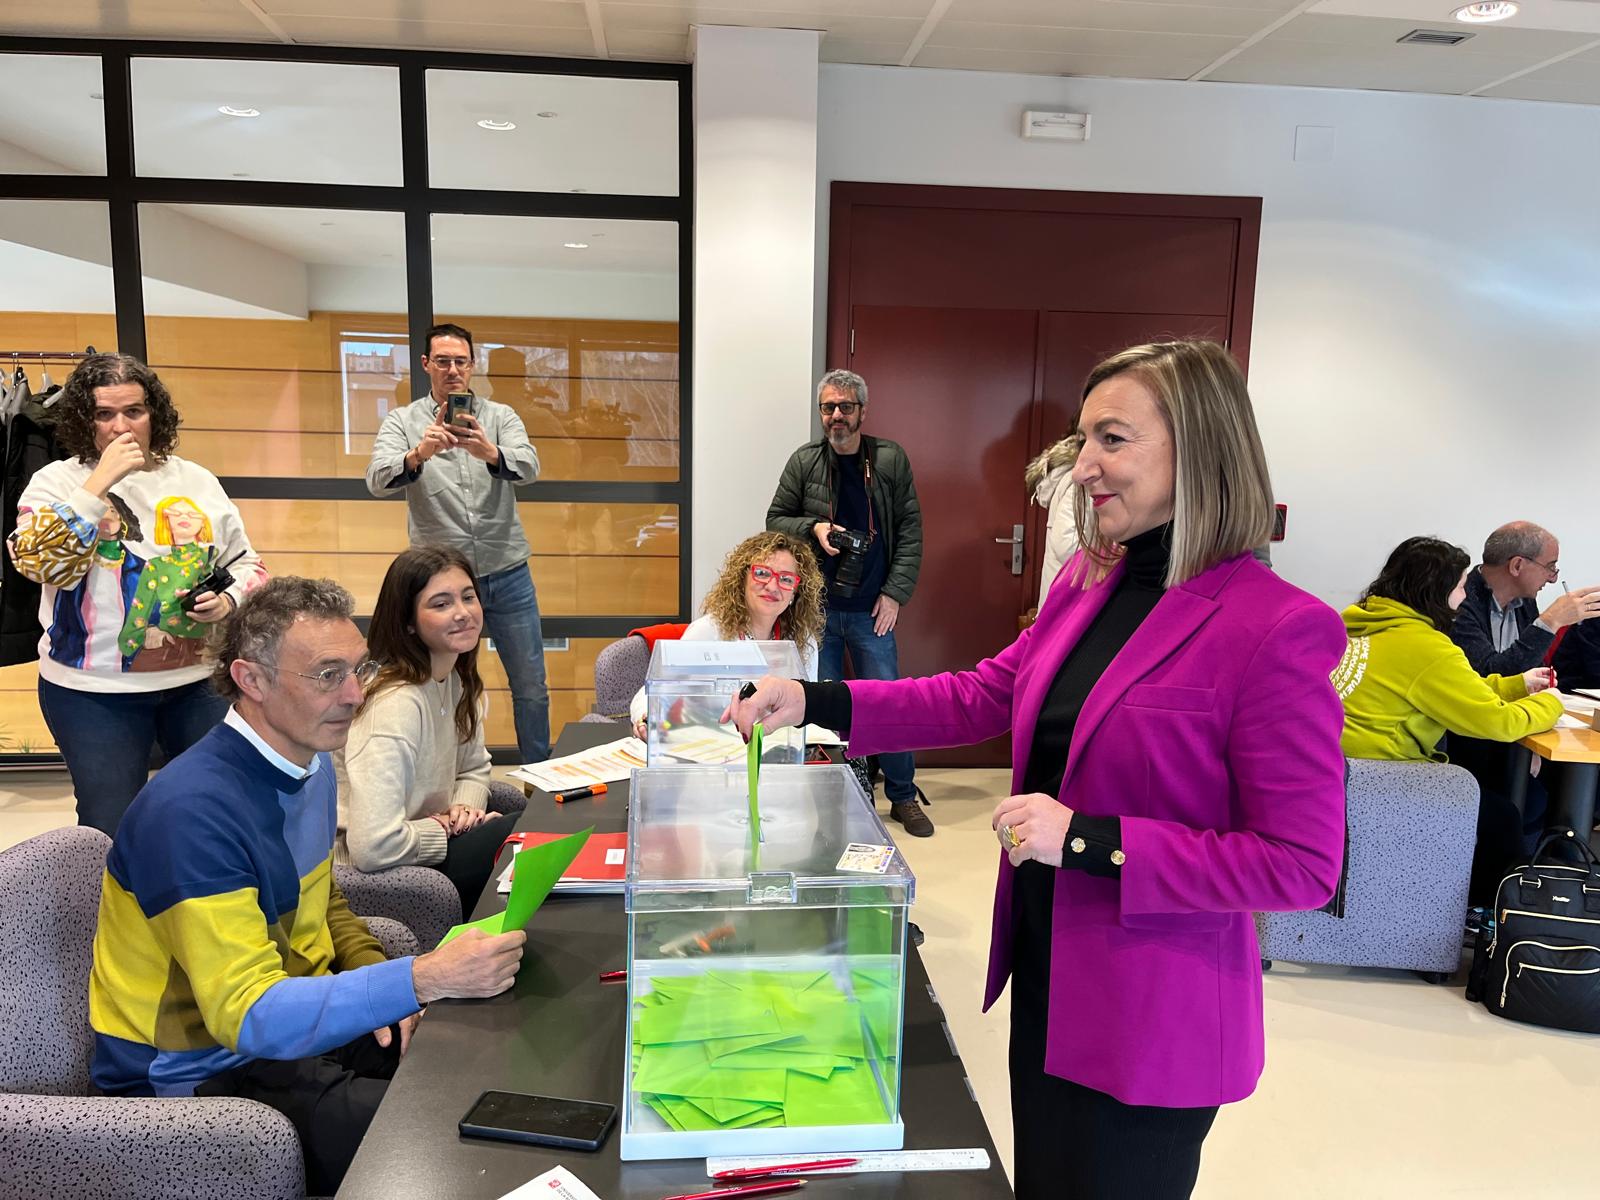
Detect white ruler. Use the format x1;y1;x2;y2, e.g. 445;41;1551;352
705;1148;991;1177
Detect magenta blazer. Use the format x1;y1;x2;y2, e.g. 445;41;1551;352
847;552;1347;1108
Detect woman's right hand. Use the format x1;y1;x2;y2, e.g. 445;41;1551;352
85;432;146;498
722;675;806;739
1524;667;1555;695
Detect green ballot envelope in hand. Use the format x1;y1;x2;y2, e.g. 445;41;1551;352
438;826;593;946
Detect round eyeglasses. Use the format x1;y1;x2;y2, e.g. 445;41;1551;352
263;658;382;693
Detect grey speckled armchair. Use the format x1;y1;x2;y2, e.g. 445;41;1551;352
0;826;418;1200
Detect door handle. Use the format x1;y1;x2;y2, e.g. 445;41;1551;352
995;524;1024;575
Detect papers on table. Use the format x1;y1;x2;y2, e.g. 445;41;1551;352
509;737;646;792
802;724;845;746
498;831;629;895
440;827;591;944
656;727;748;765
497;1166;602;1200
1556;690;1599;715
1554;714;1590;730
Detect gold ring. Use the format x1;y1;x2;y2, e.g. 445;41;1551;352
1002;824;1019;849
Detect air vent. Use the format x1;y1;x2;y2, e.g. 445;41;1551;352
1397;28;1477;45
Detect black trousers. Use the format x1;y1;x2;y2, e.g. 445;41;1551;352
437;811;519;916
196;1029;402;1195
1010;863;1218;1199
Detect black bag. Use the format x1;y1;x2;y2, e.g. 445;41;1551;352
1470;831;1600;1034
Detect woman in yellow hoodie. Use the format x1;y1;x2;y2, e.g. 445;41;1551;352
1334;536;1563;901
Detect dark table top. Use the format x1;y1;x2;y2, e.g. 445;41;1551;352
339;722;1012;1199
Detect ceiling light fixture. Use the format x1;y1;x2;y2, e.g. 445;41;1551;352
1454;2;1518;22
537;111;558;119
218;106;261;118
563;242;589;250
477;118;517;131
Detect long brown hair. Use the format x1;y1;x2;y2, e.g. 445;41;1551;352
702;531;826;652
363;545;484;744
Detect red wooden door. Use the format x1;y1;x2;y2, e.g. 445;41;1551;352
849;304;1040;768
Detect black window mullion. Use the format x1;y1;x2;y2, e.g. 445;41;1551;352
399;60;434;373
101;49;146;360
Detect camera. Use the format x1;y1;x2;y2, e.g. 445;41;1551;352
179;549;246;613
826;527;873;597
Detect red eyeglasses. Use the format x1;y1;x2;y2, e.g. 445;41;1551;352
749;564;800;592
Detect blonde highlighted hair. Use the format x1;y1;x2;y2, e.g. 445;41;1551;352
153;496;212;545
1070;340;1273;589
701;531;825;651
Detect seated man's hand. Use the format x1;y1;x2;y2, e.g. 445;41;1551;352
412;928;526;1003
372;1010;423;1056
1541;585;1600;629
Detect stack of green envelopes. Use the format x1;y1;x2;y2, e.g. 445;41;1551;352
631;968;899;1132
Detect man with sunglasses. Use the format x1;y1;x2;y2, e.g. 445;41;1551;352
88;576;527;1194
1450;521;1600;676
366;322;550;764
767;368;931;837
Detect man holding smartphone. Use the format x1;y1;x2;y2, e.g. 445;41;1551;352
367;322;551;763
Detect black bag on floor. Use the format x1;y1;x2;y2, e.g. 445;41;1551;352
1471;831;1600;1034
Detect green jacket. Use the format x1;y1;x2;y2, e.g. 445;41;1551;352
766;435;923;606
1333;596;1564;762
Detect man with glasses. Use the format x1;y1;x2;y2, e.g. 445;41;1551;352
88;576;526;1194
1450;521;1600;676
767;368;931;837
366;322;550;763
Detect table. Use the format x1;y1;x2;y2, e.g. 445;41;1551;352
1513;699;1600;840
339;722;1013;1199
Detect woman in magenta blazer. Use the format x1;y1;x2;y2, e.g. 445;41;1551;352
732;341;1347;1199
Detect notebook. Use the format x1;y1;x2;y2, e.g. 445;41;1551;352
498;830;628;895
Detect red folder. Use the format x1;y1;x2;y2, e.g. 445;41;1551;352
502;830;628;891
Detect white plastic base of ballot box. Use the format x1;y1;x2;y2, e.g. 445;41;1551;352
619;1118;905;1162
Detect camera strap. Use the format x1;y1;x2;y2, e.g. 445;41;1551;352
824;441;876;543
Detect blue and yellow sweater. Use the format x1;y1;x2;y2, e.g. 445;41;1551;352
89;723;420;1096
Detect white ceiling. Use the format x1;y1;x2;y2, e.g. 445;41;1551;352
9;0;1600;104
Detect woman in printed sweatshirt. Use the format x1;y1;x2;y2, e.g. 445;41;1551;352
335;544;517;917
1334;535;1564;900
10;354;266;835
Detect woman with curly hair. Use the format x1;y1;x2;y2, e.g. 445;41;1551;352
9;353;265;835
630;530;824;732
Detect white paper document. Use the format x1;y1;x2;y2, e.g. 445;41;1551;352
508;737;647;793
802;723;845;746
1556;690;1599;715
1554;713;1590;730
498;1165;603;1200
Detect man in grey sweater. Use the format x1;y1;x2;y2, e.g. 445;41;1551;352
365;324;550;763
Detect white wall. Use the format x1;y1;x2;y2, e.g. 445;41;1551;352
813;64;1600;608
690;26;823;604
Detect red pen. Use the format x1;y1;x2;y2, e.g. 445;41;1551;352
659;1182;804;1200
713;1158;857;1181
598;969;627;983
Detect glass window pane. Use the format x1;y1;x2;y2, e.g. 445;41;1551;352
0;200;118;353
140;204;407;479
0;54;107;175
430;213;679;482
131;59;402;186
427;70;678;195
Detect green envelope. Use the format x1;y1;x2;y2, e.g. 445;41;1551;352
438;826;592;946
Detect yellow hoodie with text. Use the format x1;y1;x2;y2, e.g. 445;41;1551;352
1333;596;1564;762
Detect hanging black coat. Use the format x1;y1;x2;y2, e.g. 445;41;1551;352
1;397;68;666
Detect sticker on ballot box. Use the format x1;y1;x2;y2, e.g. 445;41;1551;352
837;842;895;873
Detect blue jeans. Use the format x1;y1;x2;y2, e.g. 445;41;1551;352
478;562;550;763
38;676;229;837
819;608;916;803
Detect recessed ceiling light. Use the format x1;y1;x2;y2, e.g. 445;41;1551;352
218;106;261;118
1454;2;1518;22
476;118;516;131
563;242;589;250
537;111;558;119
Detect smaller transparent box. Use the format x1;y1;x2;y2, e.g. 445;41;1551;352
643;640;805;767
622;764;915;1160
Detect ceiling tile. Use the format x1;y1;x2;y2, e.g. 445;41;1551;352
589;0;933;15
942;0;1288;38
913;44;1207;78
1478;76;1600;105
1268;12;1595;60
1208;56;1513;95
606;29;693;61
274;16;601;57
600;4;921;43
818;38;911;66
5;1;276;40
925;22;1240;58
264;0;586;19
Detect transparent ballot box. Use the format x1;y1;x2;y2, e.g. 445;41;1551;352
643;640;806;767
621;764;915;1160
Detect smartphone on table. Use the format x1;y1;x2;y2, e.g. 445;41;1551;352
445;391;473;428
458;1090;617;1151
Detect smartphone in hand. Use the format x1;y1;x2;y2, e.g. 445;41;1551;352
445;391;472;427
